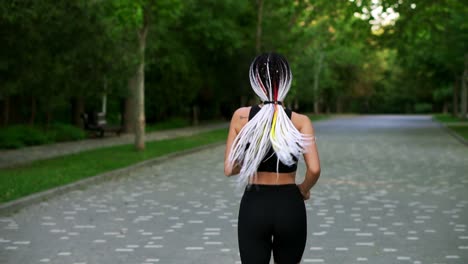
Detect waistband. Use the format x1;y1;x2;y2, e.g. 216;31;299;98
245;184;298;191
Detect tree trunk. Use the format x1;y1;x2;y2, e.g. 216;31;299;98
2;96;10;126
256;0;264;54
134;11;149;151
460;54;468;119
313;52;324;114
71;96;85;127
102;78;108;115
453;78;459;117
192;105;199;126
46;108;52;130
461;77;467;119
336;97;343;113
442;101;448;114
124;78;136;133
29;96;37;125
293;98;299;112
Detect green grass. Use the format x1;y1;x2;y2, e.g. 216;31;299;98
447;126;468;140
0;128;228;204
146;118;226;132
307;114;331;122
432;113;467;123
146;117;192;132
432;113;468;141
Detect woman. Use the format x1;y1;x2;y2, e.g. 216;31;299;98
224;53;321;264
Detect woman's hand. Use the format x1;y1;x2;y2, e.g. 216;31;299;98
297;184;310;200
229;162;242;176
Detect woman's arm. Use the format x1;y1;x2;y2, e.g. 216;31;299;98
295;114;321;198
224;108;249;176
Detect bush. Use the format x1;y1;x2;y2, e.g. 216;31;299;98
0;123;86;150
0;139;24;149
0;125;49;149
46;123;86;142
414;103;433;113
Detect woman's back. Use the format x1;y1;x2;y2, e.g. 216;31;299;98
223;52;321;264
226;104;314;185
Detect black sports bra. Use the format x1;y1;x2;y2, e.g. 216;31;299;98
248;105;298;173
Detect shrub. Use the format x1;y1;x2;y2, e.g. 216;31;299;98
414;103;432;113
46;123;86;142
0;125;49;149
0;123;86;149
0;139;24;149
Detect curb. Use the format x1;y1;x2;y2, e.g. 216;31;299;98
0;142;225;216
433;118;468;146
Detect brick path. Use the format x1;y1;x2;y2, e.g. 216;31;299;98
0;115;467;263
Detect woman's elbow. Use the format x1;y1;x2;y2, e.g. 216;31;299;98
224;165;233;177
225;161;241;176
307;167;321;177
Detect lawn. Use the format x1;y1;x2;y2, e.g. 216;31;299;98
146;117;192;132
432;113;467;123
307;114;331;122
447;126;468;141
432;113;468;141
0;128;228;204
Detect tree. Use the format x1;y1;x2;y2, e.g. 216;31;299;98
109;0;151;150
0;0;128;127
375;0;468;115
255;0;265;54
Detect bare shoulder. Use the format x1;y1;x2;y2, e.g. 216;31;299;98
232;107;251;120
291;112;313;132
291;111;312;125
230;107;251;132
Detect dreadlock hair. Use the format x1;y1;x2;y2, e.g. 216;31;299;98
228;52;314;186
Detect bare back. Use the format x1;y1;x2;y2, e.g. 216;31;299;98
224;105;320;186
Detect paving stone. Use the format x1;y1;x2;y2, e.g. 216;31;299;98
0;115;467;263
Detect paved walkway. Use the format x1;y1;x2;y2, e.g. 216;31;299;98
1;115;467;263
0;122;228;169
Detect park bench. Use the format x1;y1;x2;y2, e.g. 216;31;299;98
80;112;123;137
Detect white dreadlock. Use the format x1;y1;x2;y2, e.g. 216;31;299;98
228;53;314;187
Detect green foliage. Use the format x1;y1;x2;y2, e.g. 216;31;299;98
146;117;191;132
433;114;466;123
447;126;468;141
0;126;49;149
374;0;467;112
0;124;85;149
433;85;452;102
1;0;465;127
306;114;331;122
143;0;254;119
414;103;433;113
0;0;135;124
45;123;86;142
433;114;468;141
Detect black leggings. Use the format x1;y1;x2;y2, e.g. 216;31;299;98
238;184;307;264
